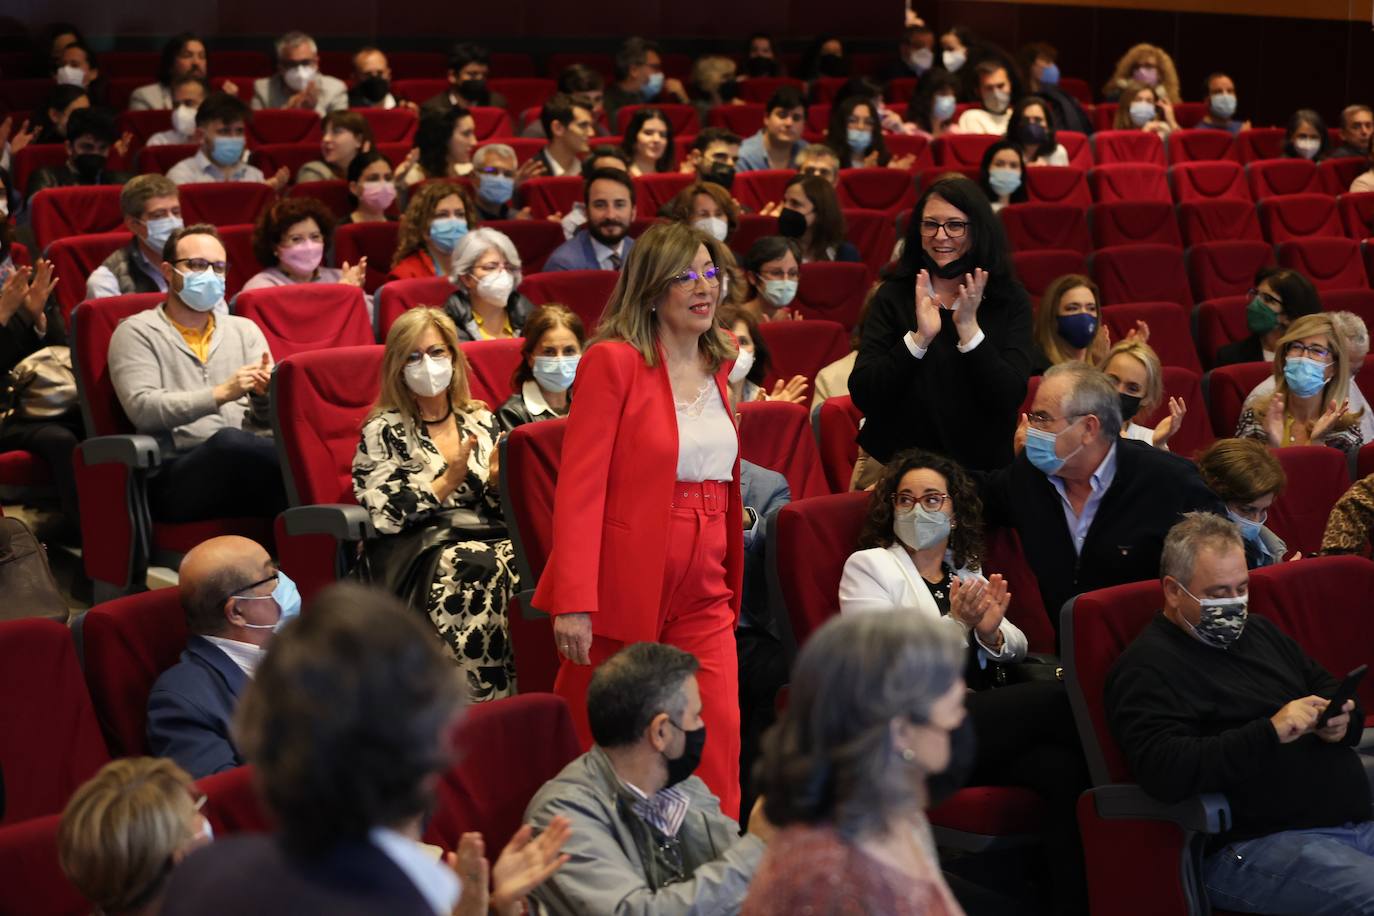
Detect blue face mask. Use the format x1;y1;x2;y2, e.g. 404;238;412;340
1283;356;1327;398
987;167;1022;197
236;571;302;632
643;71;665;99
1210;92;1237;120
142;215;184;254
932;95;957;122
1056;313;1098;349
1024;419;1084;476
1129;101;1156;127
532;354;580;392
429;217;468;253
1039;63;1061;86
1227;508;1265;544
175;267;224;312
846;128;871;154
477;173;515;208
762;279;797;306
210;135;245;167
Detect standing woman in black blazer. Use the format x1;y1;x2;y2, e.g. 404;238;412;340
849;175;1032;485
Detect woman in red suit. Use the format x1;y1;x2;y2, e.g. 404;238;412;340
532;220;745;817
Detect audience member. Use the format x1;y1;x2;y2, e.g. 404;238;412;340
242;198;366;302
167;92;287;190
554;145;629;239
533;222;745;816
1102;339;1186;450
147;536;294;777
778;174;859;263
352;309;517;700
130;33;223;111
42;22;86;70
441;227;532;341
1197;438;1290;567
662;180;738;245
882;24;937;81
793;143;841;185
542;168;636;271
1031;273;1106;372
471;144;527;221
295;110;374;183
526;643;769;914
1215;267;1322;367
1106;512;1374;915
162;583;569;914
1016;42;1093;135
522;64;609;139
742;32;783;78
688;55;741;121
824;95;890;169
397;106;478;185
28;84;88;145
423;41;507;113
86;175;182;302
25;107;130;200
59;758;213;916
851;175;1032;478
1329;104;1374;159
1101;43;1180;102
496;304;585;432
981;362;1224;634
535;93;595;177
53;40;107;105
108;224;286;523
1283;108;1331;161
1321;471;1374;555
604;37;690;126
1197;73;1250;134
388;182;477;280
1236;313;1363;453
719;304;807;405
979;139;1027;214
737;86;806;172
348;47;404;110
621;107;674;176
955;60;1016;135
904;70;960;139
745;611;966;915
939;26;976;77
251;30;347;115
679;127;741;190
801;35;849;84
1007;95;1070;166
146;75;208;146
1113;80;1177;137
736;236;802;322
345;150;397;223
1328;311;1374;439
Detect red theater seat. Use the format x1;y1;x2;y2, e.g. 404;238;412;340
615;103;700;135
1319;157;1369;196
772;490;870;646
197;765;272;835
1101;303;1201;373
1013;249;1088;303
117;109;173;145
1247;159;1320;199
390;79;448;106
180;181;275;227
486;78;556;115
738;400;828;500
30;185;124;252
354;107;419;144
11;143;68;195
1089;201;1181;250
250;142;319;178
794;262;870;327
1258;193;1344;244
233;284;374;360
520;270;618;332
46;232;133;320
736;77;806;105
1278;238;1367;291
815;395;861;493
1177;198;1263;246
336;220;401;294
1168;160;1251;204
460;338;524;408
470;107;516;139
733;169;794;213
1089;244;1193;309
634;172;694;220
1204;361;1271;436
1194;296;1252;368
708;103;766;136
375;277;458;339
1000;203;1091;254
1337;192;1374;240
1058;131;1092;170
218;225;263;302
1092;130;1166;167
482;219;565;274
1264;447;1351;557
730;214;781;258
1236;128;1287;164
1089;164;1170;204
1166;129;1238;165
931;134;999;169
247;109;322;145
1324;289;1374;330
520;176;582;220
288;180;353;220
756;319;851;408
0;814;86;916
1024;166;1091;208
841;208;896;273
1186;240;1275;303
837;167;917;217
138;143;199;176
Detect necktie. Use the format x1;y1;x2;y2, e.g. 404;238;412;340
608;250;623;270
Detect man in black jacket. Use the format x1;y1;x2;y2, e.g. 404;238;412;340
1106;513;1374;914
24;107;131;205
979;363;1225;633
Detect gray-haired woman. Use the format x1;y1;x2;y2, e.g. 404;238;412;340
744;612;969;916
441;226;536;342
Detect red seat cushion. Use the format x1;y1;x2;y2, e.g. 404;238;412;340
1089;201;1181;250
1178;199;1262;246
1186;240;1275;302
482;219;566;273
929;785;1048;836
1089;164;1170;204
1089;244;1192;308
836;167;917;217
1013;250;1088;303
180;181;276;227
0;449;52;486
335;221;401;294
197;765;274;835
1169;160;1252;204
1023;166;1091;208
1265;447;1351;557
461;339;524;408
1205;361;1271;437
1247;159;1320;199
634;172;694;220
1001;203;1091;254
1194;295;1251;368
738;400;829;501
233;284;374;361
0;814;86;916
733;169;794;213
1092;130;1166;167
755;319;852;409
1258;193;1344;244
774;491;871;646
1167;129;1238;165
30;185;125;252
794;262;871;327
520;270;619;333
376;277;458;340
520;176;583;220
1277;238;1368;291
931;134;1000;168
247;109;322;145
816;395;861;493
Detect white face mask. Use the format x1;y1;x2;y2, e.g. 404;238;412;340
282;63;318;93
56;65;85;87
172;103;198;136
475;269;515;303
1293;137;1322;160
728;346;755;384
0;197;8;219
942;49;966;72
403;354;453;398
693;216;729;242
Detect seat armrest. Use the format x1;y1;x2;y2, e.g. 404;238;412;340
79;435;161;470
280;504;374;542
1093;784;1231;835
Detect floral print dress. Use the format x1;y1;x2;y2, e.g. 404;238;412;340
352;406;519;701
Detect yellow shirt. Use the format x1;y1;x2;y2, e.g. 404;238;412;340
473;311;514;340
168;312;215;364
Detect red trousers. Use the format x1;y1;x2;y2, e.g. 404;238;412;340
554;488;742;819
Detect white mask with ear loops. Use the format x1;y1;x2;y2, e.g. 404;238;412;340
728;346;755;384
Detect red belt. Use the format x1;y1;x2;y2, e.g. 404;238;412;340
672;480;730;509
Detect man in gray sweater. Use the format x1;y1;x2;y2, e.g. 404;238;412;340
525;643;771;915
107;224;286;522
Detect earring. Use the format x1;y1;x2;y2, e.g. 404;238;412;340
900;747;916;762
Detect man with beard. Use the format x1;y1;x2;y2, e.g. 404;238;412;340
679;128;741;191
543;169;637;272
25;107;130;202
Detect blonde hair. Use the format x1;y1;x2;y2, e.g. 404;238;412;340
1104;43;1180;104
391;182;477;267
1102;338;1165;414
1197;438;1287;503
1034;274;1104;366
690;55;737;97
58;758;198;913
1247;313;1360;428
1112;81;1160;130
373;308;484;430
592;221;737;369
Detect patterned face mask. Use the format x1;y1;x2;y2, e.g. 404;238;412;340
1176;582;1248;650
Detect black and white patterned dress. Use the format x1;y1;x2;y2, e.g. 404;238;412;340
352;407;519;701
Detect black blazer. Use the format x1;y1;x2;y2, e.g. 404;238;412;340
163;835;435;916
979;439;1226;637
146;637;248;779
1214;334;1265;368
851;274;1033;471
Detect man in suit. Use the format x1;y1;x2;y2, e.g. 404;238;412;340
534;93;595;179
979;362;1224;638
251;31;348;116
146;535;299;778
543;169;636;271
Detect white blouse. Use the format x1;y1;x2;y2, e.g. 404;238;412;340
675;382;737;482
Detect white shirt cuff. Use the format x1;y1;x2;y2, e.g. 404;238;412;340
974;627;1010;659
956;330;985;353
904;332;928;359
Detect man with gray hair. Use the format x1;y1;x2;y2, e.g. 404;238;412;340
1107;512;1374;914
524;642;772;914
86;175;199;303
471;143;527;221
981;361;1223;637
251;31;347;115
1331;104;1374;160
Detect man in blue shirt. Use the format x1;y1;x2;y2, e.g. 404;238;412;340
737;86;806;172
543;169;637;272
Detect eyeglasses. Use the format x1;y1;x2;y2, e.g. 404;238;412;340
918;218;969;239
672;266;721;288
478;166;516;178
893;492;950;512
172;257;227;275
1026;411;1086;429
759;268;800;281
1248;287;1283;309
405;346;452;366
1284;341;1333;361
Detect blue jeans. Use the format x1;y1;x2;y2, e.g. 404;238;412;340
1204;821;1374;914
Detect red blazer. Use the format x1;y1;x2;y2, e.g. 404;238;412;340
386;249;442;283
531;339;744;645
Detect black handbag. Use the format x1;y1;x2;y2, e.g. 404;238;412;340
351;508;507;612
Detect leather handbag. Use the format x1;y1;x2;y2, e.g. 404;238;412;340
351;508;507;612
0;517;69;623
1;345;79;423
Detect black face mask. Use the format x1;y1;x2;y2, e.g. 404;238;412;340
664;722;706;788
718;78;740;103
1119;392;1143;423
701;163;735;191
1017;122;1048;146
458;79;490;106
72;152;107;182
817;53;847;78
778;206;807;239
355;75;390;103
919;248;977;281
744;56;780;78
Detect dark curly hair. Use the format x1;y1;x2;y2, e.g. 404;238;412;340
252;197;336;268
858;448;985;570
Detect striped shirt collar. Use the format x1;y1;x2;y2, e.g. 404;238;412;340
621;779;690;838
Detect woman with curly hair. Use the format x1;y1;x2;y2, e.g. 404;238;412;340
388;182;479;281
241;196;367;294
1101;42;1180;103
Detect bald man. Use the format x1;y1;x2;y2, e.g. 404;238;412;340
146;536;300;778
